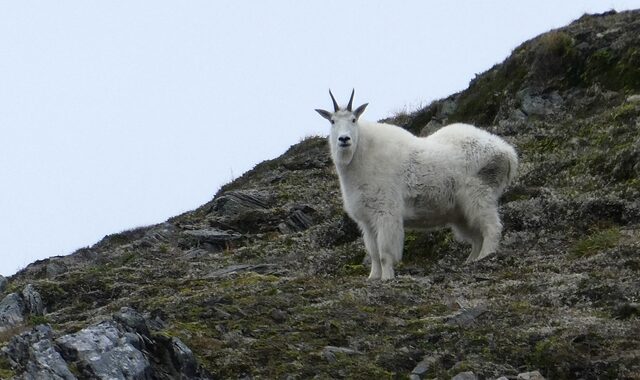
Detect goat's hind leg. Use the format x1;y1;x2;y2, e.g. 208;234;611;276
476;206;502;261
452;223;483;263
466;200;501;262
460;181;502;262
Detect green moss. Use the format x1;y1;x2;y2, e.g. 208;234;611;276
583;47;640;90
528;31;584;87
537;32;574;57
0;355;15;379
448;57;527;125
520;136;563;155
222;273;280;287
68;362;82;377
400;105;438;135
570;228;621;258
509;300;534;314
28;315;49;326
611;103;639;123
403;230;454;267
0;369;15;379
34;281;67;310
342;264;368;276
528;336;577;379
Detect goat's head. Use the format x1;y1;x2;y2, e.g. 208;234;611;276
315;89;368;165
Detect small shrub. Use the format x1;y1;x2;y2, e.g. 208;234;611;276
570;228;621;258
529;31;580;83
0;354;16;379
28;315;49;326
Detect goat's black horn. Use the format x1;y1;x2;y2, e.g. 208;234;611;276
347;89;355;111
329;89;339;111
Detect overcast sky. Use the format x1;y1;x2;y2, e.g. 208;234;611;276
1;1;639;277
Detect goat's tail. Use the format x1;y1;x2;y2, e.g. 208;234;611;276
492;145;519;197
504;145;519;186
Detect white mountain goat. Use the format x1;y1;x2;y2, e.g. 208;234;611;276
316;90;518;280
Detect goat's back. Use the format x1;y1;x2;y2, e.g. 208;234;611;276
425;123;518;192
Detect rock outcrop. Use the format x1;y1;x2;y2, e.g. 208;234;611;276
2;308;210;380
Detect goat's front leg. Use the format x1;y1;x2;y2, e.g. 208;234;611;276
376;216;404;280
361;225;381;280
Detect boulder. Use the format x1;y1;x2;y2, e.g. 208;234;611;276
451;371;478;380
279;205;316;233
212;190;272;217
409;355;440;379
45;261;67;278
5;307;212;380
517;88;563;116
0;293;25;331
22;284;44;316
56;321;153;380
518;371;546;380
446;305;488;327
2;324;76;380
179;228;242;251
0;275;7;292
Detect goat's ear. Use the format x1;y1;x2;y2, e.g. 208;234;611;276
315;109;332;121
354;103;368;119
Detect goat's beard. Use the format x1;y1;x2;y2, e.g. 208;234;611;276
331;144;355;167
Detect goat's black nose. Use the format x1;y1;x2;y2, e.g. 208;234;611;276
338;136;351;143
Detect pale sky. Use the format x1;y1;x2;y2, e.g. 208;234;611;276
1;1;639;276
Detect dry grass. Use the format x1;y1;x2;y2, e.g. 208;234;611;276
0;324;28;345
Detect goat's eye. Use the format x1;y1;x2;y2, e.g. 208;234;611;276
331;120;335;124
352;118;356;123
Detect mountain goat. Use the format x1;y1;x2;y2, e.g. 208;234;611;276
316;90;518;280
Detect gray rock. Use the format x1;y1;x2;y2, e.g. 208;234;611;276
0;275;7;292
517;371;545;380
439;99;457;117
410;355;440;379
22;284;44;316
280;205;316;233
315;214;360;248
420;119;443;137
162;336;200;378
205;263;278;278
46;261;67;278
270;308;287;323
113;307;149;336
180;228;242;250
290;206;315;229
446;305;488;327
451;371;477;380
2;325;77;380
517;88;563;116
212;190;272;216
626;94;640;104
134;222;180;249
6;307;211;380
0;293;25;331
56;321;153;380
321;346;362;363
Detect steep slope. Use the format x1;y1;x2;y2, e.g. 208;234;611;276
2;9;640;380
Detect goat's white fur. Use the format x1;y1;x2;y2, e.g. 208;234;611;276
316;91;518;280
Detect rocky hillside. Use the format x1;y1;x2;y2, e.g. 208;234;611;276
2;9;640;380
